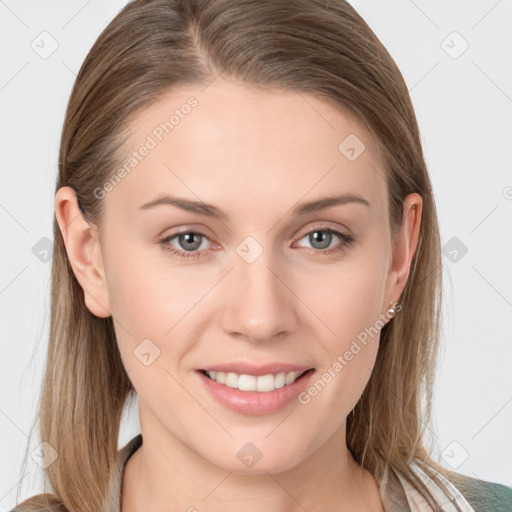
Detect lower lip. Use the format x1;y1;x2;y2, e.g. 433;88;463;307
196;369;315;415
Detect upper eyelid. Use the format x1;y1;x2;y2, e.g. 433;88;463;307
296;224;347;238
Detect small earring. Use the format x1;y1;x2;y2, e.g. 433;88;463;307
386;303;396;319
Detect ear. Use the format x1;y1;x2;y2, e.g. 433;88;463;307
383;192;423;310
54;186;112;318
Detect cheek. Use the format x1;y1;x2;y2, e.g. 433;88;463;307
106;256;168;336
103;240;222;387
298;251;388;352
104;249;200;415
105;243;206;339
295;253;387;415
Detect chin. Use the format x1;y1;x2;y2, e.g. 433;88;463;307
197;435;312;475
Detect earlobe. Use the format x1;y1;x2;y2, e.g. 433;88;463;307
385;193;423;305
54;186;112;318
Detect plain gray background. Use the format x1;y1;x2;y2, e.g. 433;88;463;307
1;0;511;508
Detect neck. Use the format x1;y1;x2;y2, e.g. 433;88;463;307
121;416;383;512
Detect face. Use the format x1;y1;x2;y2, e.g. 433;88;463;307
58;78;420;475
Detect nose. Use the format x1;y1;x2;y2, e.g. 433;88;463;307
220;245;298;344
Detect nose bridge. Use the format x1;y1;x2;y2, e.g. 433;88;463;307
222;235;297;342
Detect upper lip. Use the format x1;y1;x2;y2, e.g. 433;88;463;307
199;362;314;376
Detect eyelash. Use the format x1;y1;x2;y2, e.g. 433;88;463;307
159;226;355;261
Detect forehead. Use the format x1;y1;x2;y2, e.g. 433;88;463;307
105;78;387;221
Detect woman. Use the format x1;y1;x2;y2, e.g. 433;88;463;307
11;0;512;511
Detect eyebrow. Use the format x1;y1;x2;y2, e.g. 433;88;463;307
139;193;370;221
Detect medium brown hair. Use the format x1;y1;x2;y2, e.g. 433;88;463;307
16;0;451;510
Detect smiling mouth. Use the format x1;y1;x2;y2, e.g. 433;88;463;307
199;368;314;392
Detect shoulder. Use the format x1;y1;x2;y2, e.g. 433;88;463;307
8;435;142;512
8;492;67;511
447;470;512;512
9;435;143;512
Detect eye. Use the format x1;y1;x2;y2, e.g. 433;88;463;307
160;230;213;260
294;227;355;255
159;226;356;261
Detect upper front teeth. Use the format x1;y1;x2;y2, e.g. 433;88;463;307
205;370;304;392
